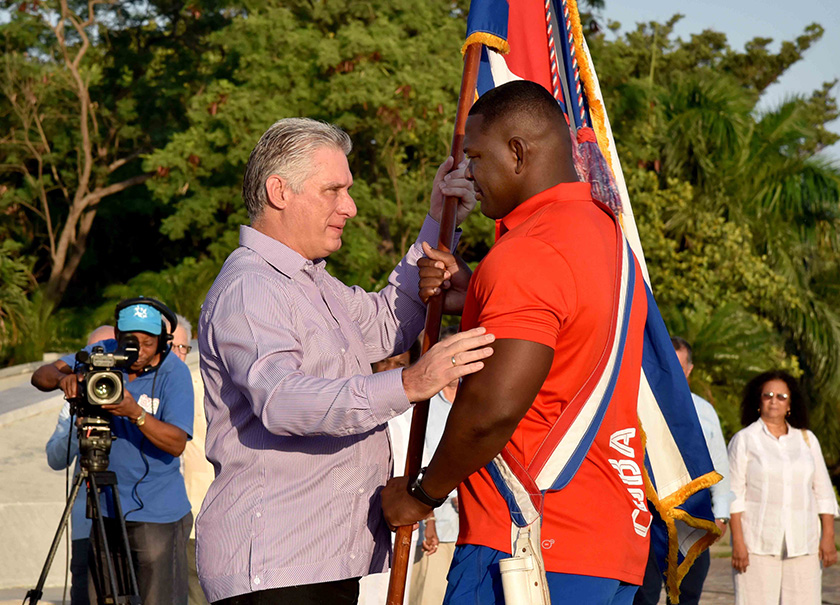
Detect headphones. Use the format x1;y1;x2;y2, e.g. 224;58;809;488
114;296;178;355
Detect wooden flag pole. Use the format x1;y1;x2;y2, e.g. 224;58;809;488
385;42;482;605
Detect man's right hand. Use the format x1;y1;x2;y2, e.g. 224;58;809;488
401;327;494;402
58;372;82;399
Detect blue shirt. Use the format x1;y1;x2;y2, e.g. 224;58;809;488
691;393;734;519
45;401;91;540
62;341;194;523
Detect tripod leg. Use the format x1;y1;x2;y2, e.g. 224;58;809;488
108;482;142;604
87;473;126;605
24;471;87;605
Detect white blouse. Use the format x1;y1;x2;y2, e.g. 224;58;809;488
727;419;838;557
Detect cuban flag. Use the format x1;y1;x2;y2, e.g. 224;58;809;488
464;0;722;600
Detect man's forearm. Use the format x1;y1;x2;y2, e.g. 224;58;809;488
421;339;553;499
137;415;188;457
421;413;519;500
32;363;71;391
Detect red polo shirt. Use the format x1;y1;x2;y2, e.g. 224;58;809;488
458;182;650;584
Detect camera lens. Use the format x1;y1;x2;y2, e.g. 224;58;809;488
93;379;116;399
87;372;122;405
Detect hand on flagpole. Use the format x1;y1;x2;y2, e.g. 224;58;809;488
418;241;472;315
429;156;476;226
382;476;434;530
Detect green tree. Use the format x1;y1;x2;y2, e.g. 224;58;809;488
0;0;230;307
592;16;840;462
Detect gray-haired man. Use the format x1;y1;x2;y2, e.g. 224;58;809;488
196;118;493;604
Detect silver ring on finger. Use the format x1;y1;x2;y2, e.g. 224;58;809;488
451;355;457;366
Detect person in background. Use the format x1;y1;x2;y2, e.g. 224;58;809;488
358;342;421;605
44;325;116;605
171;315;193;363
409;326;460;605
174;313;214;605
633;337;733;605
728;370;838;604
33;299;194;605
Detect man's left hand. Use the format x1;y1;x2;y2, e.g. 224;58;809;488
429;157;476;226
381;476;433;530
102;389;144;421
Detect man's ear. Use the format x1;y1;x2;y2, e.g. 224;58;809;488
265;175;289;210
509;137;527;175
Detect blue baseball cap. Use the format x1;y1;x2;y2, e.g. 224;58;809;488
117;304;163;335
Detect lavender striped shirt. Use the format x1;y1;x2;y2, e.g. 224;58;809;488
196;217;450;601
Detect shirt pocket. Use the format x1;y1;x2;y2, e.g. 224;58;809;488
303;326;351;377
328;464;386;528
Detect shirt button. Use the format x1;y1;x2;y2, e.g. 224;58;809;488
350;554;356;560
358;488;364;494
253;577;260;585
256;512;262;518
340;348;346;354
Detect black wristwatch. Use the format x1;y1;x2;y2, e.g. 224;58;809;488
407;467;447;508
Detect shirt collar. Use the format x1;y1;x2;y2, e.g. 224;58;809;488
239;225;326;278
758;418;791;438
499;182;592;236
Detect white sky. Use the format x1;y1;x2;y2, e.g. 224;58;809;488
603;0;840;160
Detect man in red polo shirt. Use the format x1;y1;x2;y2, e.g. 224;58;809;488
382;80;650;604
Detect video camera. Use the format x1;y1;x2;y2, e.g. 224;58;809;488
70;334;139;472
75;335;140;406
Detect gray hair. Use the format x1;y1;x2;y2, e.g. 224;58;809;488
242;118;352;221
175;314;192;342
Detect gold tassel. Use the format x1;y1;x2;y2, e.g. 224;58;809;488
639;422;723;604
461;32;510;56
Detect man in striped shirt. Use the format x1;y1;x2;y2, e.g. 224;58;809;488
195;118;493;604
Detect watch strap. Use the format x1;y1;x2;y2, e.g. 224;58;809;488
408;467;447;508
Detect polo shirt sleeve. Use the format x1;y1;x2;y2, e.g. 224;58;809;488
157;361;194;439
471;237;577;348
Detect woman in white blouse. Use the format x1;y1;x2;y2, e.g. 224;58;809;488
728;370;838;604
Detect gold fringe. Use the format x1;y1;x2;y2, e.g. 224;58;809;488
564;0;613;170
639;422;723;604
461;32;510;56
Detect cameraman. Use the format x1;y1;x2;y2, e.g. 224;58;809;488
32;299;194;605
44;325;115;605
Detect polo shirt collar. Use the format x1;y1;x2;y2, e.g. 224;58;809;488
239;225;326;278
499;182;592;236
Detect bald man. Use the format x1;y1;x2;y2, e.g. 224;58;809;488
382;80;650;604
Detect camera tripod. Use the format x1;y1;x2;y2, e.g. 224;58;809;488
25;418;141;604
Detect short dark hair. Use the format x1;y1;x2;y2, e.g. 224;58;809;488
469;80;567;132
740;370;809;429
671;337;692;365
